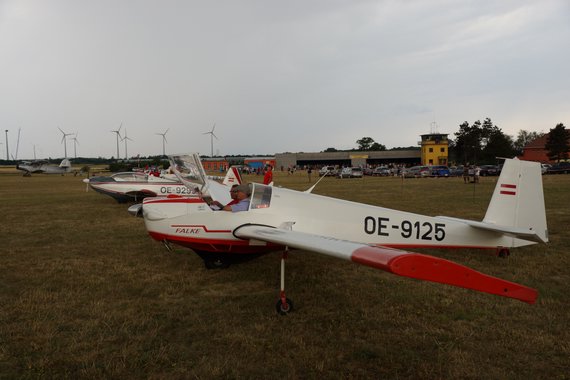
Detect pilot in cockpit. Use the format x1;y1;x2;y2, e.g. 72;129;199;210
222;184;251;212
209;184;239;210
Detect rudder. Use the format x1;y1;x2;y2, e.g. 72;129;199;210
483;159;548;243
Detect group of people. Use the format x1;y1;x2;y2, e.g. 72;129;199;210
462;165;481;184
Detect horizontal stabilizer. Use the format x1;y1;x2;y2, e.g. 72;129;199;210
234;225;537;304
436;216;547;243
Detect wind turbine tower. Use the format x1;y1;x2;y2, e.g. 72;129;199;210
110;123;122;160
203;123;218;157
121;128;133;160
71;133;80;159
156;129;169;157
58;127;73;158
3;130;7;160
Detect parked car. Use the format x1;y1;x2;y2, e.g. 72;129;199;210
449;165;465;176
351;167;363;178
403;166;430;178
319;166;336;176
428;165;450;177
546;162;570;174
541;163;551;174
477;165;497;176
337;167;363;178
372;167;391;176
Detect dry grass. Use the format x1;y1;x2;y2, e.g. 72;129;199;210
1;170;569;379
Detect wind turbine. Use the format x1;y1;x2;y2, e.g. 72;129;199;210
110;123;122;160
58;127;73;158
203;123;218;157
121;128;133;160
71;132;80;159
156;129;169;157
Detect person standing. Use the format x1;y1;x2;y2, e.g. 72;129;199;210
263;165;273;185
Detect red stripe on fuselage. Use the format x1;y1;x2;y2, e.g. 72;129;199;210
171;224;231;233
144;197;203;204
148;231;282;253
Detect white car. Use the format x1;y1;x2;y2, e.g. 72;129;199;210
337;167;363;178
319;166;336;176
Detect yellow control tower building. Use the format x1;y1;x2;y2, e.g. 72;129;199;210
420;133;449;166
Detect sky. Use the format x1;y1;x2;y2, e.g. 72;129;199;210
1;0;569;160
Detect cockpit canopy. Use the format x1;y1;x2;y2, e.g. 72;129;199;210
168;153;207;191
111;172;149;182
250;183;272;210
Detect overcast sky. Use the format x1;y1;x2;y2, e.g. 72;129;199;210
1;0;569;160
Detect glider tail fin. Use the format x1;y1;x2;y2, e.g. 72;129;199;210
483;158;548;243
223;166;242;186
59;158;71;168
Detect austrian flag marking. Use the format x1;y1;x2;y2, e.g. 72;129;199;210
500;183;517;196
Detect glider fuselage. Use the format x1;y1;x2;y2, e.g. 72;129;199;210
142;183;532;254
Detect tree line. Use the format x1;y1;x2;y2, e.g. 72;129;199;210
343;119;569;165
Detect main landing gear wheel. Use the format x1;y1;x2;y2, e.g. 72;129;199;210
203;255;231;269
275;248;294;315
276;298;293;315
497;248;510;258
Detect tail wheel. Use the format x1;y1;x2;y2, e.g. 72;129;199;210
276;298;293;315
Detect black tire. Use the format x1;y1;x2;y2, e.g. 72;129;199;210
203;254;231;269
276;298;294;315
498;248;510;258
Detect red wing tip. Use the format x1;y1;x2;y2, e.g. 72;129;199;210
352;248;538;304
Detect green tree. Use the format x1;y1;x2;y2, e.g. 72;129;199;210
451;118;515;164
356;137;375;151
370;142;387;151
452;120;483;164
482;128;516;162
514;130;544;155
545;123;570;162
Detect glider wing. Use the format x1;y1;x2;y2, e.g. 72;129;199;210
233;224;537;304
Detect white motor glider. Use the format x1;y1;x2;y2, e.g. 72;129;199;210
84;166;241;204
140;154;547;313
17;158;73;176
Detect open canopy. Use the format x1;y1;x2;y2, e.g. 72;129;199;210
168;153;207;191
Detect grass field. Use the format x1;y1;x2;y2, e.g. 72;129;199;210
1;170;569;379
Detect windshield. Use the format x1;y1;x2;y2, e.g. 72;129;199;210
168;153;207;190
250;183;272;209
112;172;148;182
